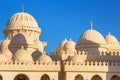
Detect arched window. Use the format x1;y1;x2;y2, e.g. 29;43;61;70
74;74;84;80
14;74;29;80
91;75;102;80
110;75;120;80
0;75;2;80
41;74;50;80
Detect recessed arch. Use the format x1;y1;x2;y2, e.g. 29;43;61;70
110;75;120;80
74;74;84;80
41;74;50;80
0;75;2;80
32;50;42;61
14;74;29;80
91;75;102;80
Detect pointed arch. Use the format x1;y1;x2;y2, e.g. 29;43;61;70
41;74;50;80
74;74;84;80
91;75;102;80
0;75;2;80
110;75;120;80
14;74;29;80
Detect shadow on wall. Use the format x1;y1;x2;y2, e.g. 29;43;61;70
9;33;29;54
32;50;42;61
76;39;102;61
106;73;120;80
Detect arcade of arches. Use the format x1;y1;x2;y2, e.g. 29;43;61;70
74;74;83;80
0;75;2;80
74;74;120;80
14;74;29;80
41;74;50;80
110;75;120;80
13;74;50;80
91;75;102;80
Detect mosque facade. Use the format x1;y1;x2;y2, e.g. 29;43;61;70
0;9;120;80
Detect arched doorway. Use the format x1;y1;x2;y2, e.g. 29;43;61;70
91;75;102;80
0;75;2;80
74;74;84;80
14;74;29;80
41;74;50;80
110;75;120;80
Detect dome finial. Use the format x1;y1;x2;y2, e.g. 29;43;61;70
64;38;67;41
90;21;93;29
69;38;72;41
108;32;111;35
22;4;24;12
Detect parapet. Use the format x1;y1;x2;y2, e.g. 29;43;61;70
63;61;120;66
75;50;87;55
63;61;120;72
0;61;60;71
0;61;60;65
99;51;120;56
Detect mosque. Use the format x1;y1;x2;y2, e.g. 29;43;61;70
0;6;120;80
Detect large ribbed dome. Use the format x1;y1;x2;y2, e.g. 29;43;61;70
5;12;41;32
78;29;106;45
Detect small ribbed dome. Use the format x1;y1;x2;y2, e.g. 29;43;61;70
10;32;34;46
55;39;68;53
1;37;12;60
2;49;12;61
5;12;41;32
60;39;68;48
38;54;52;63
14;47;33;62
0;54;7;63
69;55;84;63
105;32;119;44
63;39;76;50
78;29;106;45
1;37;10;46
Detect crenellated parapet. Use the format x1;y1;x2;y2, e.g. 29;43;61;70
63;61;120;72
80;51;120;61
76;50;120;56
42;41;47;49
0;61;60;65
99;51;120;56
64;61;120;66
75;50;87;55
0;61;60;71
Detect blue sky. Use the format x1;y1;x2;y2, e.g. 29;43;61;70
0;0;120;53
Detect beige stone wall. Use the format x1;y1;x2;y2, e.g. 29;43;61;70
63;61;120;80
65;72;106;80
1;71;59;80
0;61;60;71
0;61;60;80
